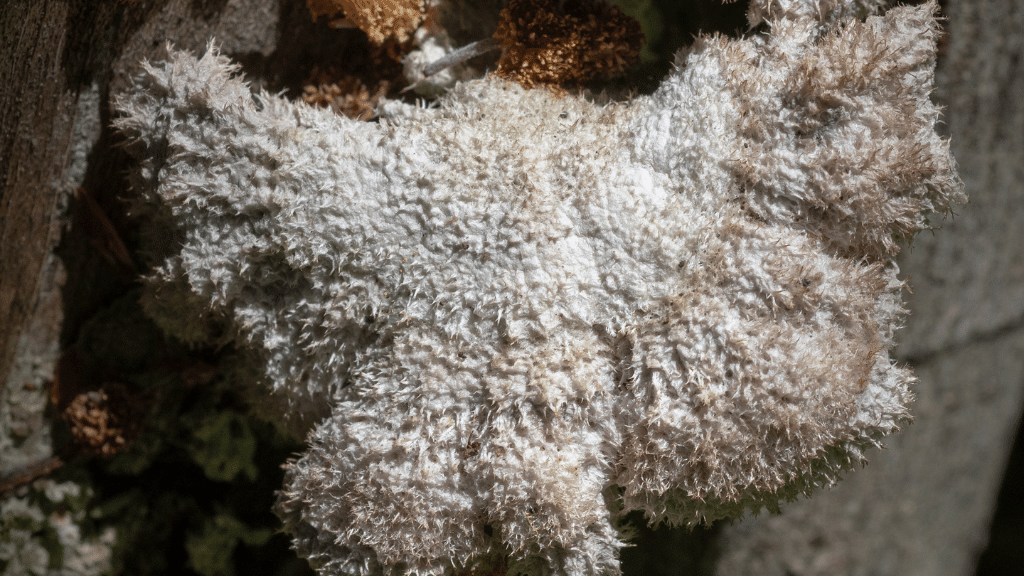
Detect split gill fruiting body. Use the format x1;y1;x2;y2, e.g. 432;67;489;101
114;1;963;575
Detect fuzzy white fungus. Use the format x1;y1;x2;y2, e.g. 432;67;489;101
115;1;964;574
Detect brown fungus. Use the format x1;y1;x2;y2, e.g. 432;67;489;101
492;0;644;89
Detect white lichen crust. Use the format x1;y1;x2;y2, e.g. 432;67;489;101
115;1;963;575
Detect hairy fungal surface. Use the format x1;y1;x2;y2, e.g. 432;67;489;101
115;1;963;575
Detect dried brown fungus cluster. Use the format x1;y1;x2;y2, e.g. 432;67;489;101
63;383;146;457
303;66;400;121
493;0;644;88
307;0;428;43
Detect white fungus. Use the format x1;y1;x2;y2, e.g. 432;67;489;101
115;1;964;574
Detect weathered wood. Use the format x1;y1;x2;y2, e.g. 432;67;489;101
0;0;80;395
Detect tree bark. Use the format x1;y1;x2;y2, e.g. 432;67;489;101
0;0;81;396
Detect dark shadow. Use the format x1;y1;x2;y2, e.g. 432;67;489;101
602;0;752;95
229;0;411;102
189;0;232;21
975;408;1024;576
56;0;172;347
620;512;723;576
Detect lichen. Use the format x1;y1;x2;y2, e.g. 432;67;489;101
185;512;273;576
114;1;963;575
0;481;116;576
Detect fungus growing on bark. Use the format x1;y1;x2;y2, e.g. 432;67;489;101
115;1;963;574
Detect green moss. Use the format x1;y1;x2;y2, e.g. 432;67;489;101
185;512;273;576
187;412;259;483
88;361;308;576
